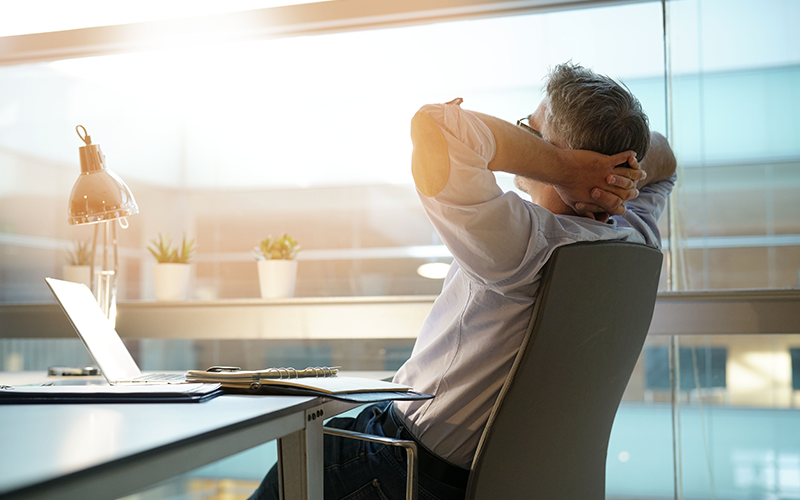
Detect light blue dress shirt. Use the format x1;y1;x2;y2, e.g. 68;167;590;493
393;102;675;469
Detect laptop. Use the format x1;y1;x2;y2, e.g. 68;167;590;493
45;277;186;385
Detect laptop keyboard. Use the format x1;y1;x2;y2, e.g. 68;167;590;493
130;373;186;381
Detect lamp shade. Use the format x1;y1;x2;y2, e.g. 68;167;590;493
68;126;138;225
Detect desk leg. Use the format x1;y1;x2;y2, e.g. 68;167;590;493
278;406;325;500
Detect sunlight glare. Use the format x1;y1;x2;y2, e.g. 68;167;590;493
0;0;336;37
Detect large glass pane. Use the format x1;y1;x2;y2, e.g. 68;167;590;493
670;334;800;500
0;1;667;303
608;331;800;500
666;0;800;291
607;334;677;499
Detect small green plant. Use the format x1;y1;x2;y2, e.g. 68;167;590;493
255;234;301;260
65;240;92;266
148;233;195;264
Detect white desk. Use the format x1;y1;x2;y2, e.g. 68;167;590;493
0;385;355;500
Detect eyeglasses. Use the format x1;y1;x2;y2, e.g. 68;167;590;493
516;116;542;138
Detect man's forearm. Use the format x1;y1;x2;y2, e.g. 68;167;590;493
472;111;568;184
472;110;640;215
639;132;677;187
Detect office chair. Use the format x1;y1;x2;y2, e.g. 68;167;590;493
325;240;662;500
466;240;663;499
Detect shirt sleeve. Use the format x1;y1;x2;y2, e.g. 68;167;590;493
615;173;677;247
412;102;547;285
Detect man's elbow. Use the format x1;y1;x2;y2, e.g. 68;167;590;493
410;109;451;197
641;132;677;186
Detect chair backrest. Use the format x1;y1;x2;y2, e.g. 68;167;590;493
465;241;663;500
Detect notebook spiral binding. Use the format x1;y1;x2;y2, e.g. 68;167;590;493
264;366;338;379
247;366;338;390
204;365;338;379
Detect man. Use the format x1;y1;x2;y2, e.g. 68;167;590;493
250;62;676;500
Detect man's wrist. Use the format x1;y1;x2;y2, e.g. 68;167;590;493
549;147;578;189
517;136;571;187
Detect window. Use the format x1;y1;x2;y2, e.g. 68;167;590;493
666;0;800;290
0;1;669;302
1;2;798;499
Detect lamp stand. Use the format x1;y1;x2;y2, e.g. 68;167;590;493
90;220;119;327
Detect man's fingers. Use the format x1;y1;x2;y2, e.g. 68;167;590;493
562;148;640;220
590;188;621;208
620;186;639;202
607;174;634;190
597;185;639;202
614;165;647;182
575;203;611;222
609;150;638;169
605;154;645;198
576;202;603;214
611;161;646;180
574;205;597;220
590;188;628;215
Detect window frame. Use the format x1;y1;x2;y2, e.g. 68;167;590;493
0;0;649;66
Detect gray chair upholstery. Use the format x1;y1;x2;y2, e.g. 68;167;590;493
466;240;663;500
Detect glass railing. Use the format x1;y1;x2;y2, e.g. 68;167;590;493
3;292;799;499
609;333;800;499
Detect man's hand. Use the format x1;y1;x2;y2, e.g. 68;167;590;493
555;150;646;221
473;109;647;220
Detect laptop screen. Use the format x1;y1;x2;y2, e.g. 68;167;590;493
45;278;142;383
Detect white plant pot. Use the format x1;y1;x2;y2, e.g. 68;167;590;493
63;265;92;289
257;259;298;299
153;263;191;301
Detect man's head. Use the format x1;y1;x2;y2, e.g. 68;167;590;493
516;62;650;213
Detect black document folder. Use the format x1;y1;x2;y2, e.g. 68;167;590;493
0;383;223;404
227;385;434;403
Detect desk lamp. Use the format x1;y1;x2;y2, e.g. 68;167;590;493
68;125;138;326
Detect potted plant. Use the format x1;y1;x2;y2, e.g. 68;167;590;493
63;240;92;288
148;233;195;301
254;234;301;299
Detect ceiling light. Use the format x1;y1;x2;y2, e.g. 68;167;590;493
417;262;450;280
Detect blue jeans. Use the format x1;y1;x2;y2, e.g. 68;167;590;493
248;402;468;500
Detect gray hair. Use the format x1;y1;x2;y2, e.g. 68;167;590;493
544;62;650;161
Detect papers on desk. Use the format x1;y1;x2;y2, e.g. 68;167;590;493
186;367;434;403
0;383;223;404
189;371;407;394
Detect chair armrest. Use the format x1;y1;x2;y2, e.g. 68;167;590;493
323;427;418;500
